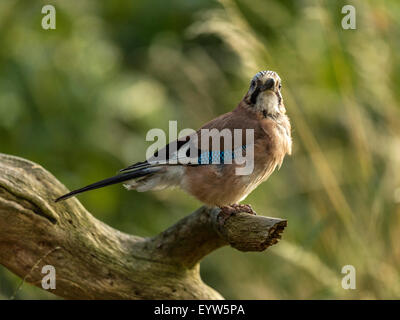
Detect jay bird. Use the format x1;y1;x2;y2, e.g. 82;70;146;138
56;71;292;216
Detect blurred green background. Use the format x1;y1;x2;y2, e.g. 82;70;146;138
1;0;400;299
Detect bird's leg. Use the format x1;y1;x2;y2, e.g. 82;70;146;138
217;205;237;226
218;204;257;227
231;203;257;215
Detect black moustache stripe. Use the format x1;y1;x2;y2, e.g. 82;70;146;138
250;87;260;104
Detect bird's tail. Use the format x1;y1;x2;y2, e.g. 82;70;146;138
55;167;158;202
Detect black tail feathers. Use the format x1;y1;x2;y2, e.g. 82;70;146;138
55;168;155;202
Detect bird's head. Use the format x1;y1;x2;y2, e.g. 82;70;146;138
244;70;285;117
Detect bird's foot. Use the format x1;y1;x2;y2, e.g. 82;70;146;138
217;205;238;227
217;204;256;227
231;203;256;215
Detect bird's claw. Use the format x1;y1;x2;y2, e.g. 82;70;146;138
231;204;256;215
218;204;257;227
218;206;236;227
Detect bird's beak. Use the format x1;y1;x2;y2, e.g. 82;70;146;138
249;78;276;104
260;78;275;91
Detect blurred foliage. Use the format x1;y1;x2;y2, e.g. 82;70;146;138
1;0;400;299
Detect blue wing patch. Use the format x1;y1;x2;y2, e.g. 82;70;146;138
197;145;247;165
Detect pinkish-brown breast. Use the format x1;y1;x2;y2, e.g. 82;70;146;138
181;105;292;206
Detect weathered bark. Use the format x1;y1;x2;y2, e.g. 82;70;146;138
0;153;286;299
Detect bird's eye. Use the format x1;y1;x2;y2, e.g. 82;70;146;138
278;83;282;90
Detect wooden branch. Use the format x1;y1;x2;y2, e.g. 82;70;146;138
0;153;286;299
